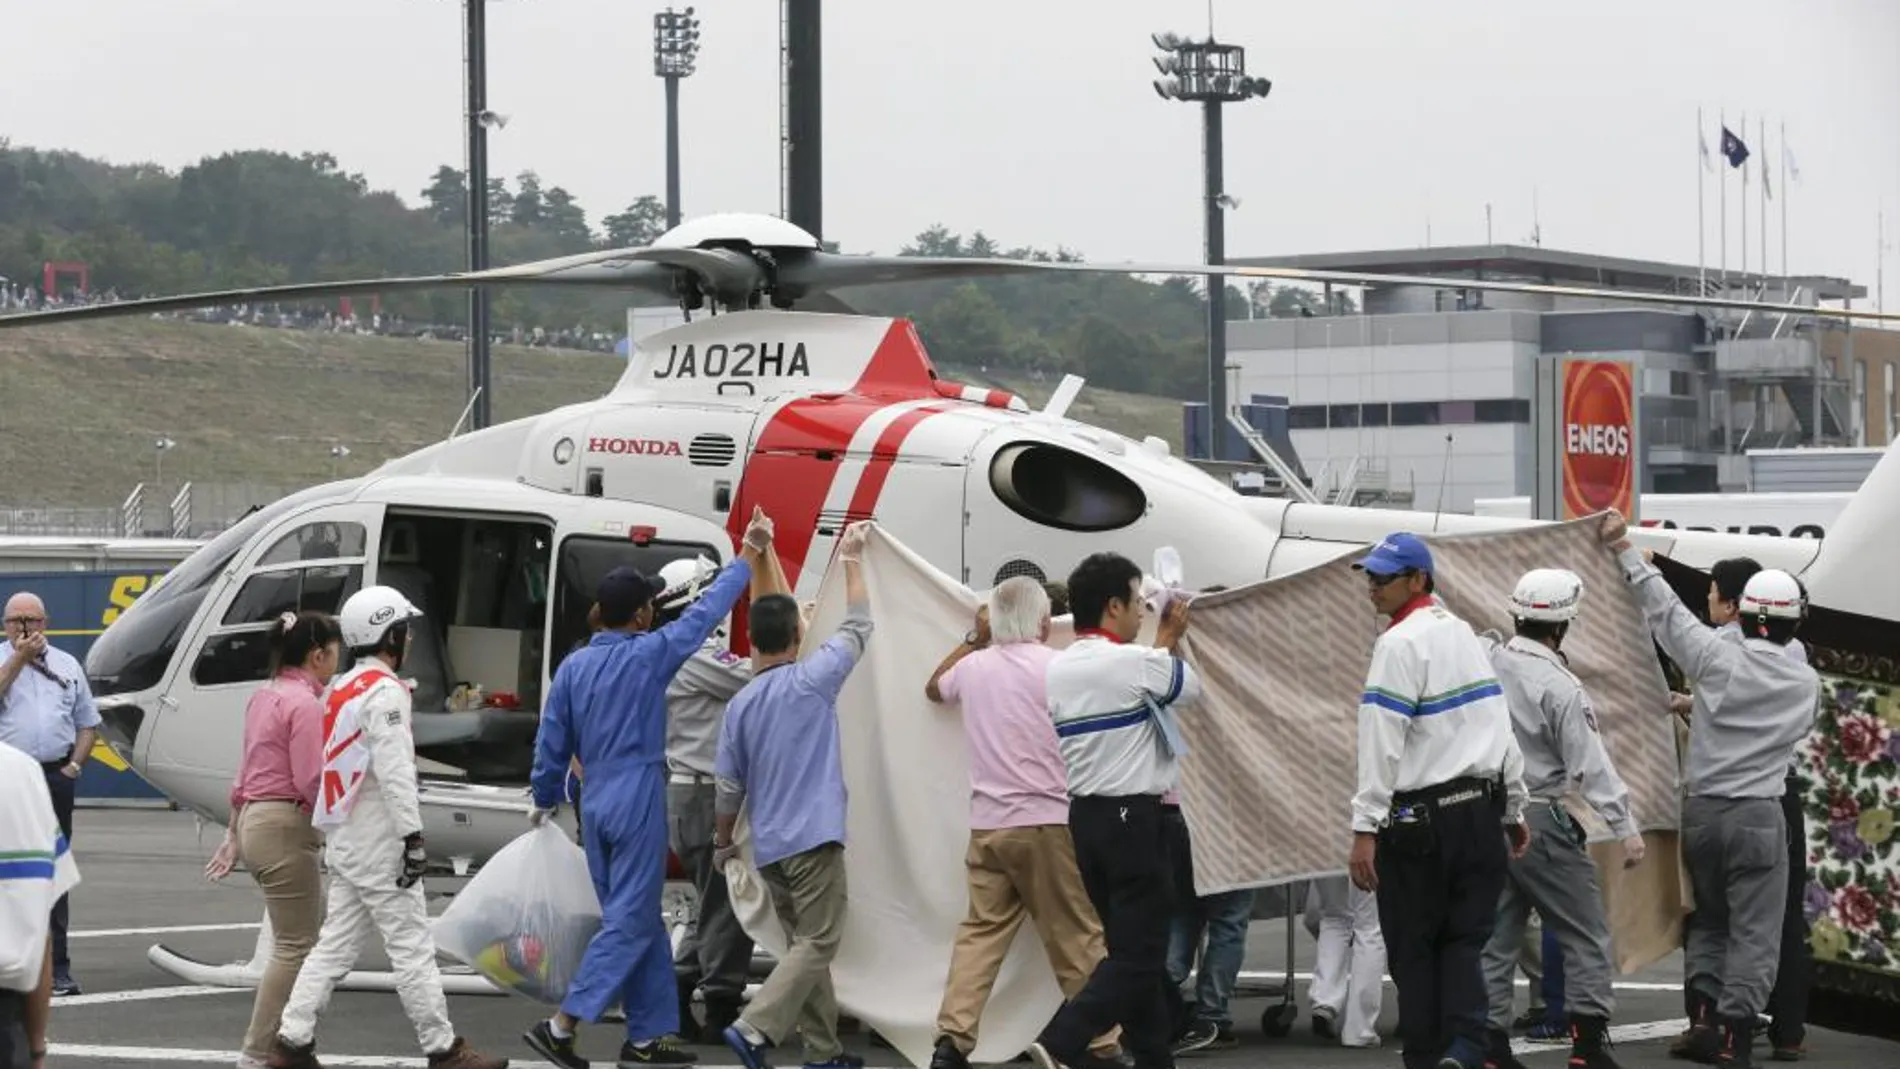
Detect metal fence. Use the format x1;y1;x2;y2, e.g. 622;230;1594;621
0;480;312;540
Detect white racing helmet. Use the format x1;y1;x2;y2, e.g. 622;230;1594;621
1509;568;1584;623
339;585;424;649
1739;569;1806;620
656;556;719;614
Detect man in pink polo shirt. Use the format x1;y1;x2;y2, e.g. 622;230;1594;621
923;577;1121;1069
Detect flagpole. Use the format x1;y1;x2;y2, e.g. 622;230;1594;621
1740;110;1749;291
1759;114;1769;295
1720;108;1728;290
1779;119;1789;280
1698;107;1707;293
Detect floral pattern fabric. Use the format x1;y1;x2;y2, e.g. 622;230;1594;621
1796;669;1900;972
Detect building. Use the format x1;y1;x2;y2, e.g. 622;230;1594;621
1213;244;1895;512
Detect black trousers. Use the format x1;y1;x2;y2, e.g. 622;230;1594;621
0;988;28;1069
1373;780;1509;1069
1159;805;1196;1039
41;763;74;972
1766;776;1810;1046
1039;794;1175;1069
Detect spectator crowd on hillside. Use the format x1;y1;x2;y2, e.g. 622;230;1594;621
0;281;622;355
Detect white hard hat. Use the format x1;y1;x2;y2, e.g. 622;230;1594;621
656;556;719;613
339;585;423;649
1509;568;1584;623
1739;569;1805;620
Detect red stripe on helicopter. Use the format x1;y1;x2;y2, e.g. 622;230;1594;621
724;319;955;651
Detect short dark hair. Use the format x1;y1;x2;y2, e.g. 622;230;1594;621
1068;553;1143;632
1741;615;1801;646
1709;557;1762;608
750;594;802;655
268;611;344;677
1514;618;1568;645
1043;581;1070;617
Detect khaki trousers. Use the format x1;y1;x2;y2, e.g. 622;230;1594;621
235;802;325;1060
742;842;847;1062
936;825;1120;1056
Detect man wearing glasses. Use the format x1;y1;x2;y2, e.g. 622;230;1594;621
1;592;101;998
1345;535;1529;1069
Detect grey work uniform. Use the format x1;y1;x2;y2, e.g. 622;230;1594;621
1617;548;1820;1022
1477;634;1637;1029
665;636;756;1003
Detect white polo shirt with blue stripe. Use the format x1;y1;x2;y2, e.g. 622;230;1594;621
1351;598;1528;833
1048;632;1204;798
1;741;81;991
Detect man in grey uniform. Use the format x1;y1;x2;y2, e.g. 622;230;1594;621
658;557;759;1043
1599;512;1819;1069
1476;569;1646;1069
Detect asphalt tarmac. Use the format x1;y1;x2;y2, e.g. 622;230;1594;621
43;809;1899;1068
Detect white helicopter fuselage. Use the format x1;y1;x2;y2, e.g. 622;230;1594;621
84;309;1840;871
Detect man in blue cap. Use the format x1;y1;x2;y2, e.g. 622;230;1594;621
524;507;777;1069
1345;532;1529;1069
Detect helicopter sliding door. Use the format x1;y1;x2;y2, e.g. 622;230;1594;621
155;501;382;816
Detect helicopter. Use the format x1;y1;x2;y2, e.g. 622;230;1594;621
6;211;1897;993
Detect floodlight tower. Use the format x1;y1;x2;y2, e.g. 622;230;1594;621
1151;31;1271;459
462;0;499;431
654;6;702;229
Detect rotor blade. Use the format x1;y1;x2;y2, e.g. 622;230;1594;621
793;251;1900;325
0;245;683;329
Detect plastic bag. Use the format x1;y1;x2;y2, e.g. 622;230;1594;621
1144;546;1186;614
431;822;601;1005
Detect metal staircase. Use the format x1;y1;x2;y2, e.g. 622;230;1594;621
1225;412;1319;504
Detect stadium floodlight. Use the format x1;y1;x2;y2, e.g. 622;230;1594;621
654;6;704;228
1149;29;1273;461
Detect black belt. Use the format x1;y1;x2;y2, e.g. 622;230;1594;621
38;749;74;772
1392;776;1497;810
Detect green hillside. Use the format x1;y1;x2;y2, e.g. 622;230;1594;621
0;318;1185;515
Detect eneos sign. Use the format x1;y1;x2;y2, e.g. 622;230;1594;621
1560;359;1636;520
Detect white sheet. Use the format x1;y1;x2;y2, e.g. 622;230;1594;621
721;519;1684;1068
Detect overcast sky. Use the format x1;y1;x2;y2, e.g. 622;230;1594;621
6;0;1898;308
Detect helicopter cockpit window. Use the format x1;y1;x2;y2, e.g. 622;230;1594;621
220;565;365;627
85;487;327;697
257;521;367;566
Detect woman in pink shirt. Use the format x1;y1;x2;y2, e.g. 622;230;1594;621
206;610;344;1069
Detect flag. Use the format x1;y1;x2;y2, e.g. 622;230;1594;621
1721;125;1750;168
1699;127;1715;174
1784;143;1801;183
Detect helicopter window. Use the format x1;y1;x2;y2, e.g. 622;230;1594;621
257;521;368;566
84;487;328;697
549;535;722;676
194;566;365;688
987;442;1148;533
220;565;365;627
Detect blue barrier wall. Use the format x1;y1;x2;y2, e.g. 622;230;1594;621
6;569;172;802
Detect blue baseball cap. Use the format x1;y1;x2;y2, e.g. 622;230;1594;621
1353;532;1434;577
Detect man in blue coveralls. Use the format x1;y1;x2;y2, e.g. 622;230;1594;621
524;507;777;1069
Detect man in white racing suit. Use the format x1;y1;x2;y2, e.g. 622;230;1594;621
269;586;505;1069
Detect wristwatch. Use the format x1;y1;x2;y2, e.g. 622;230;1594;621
963;629;982;647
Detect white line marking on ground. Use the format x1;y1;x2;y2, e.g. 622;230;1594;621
1511;1018;1688;1055
52;985;247;1007
1235;969;1683;992
71;922;262;939
47;1048;749;1068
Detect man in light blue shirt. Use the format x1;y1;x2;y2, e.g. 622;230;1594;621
714;522;873;1069
1;591;101;998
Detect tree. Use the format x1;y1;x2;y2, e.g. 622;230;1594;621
540;186;590;244
420;166;466;227
510;171;545;227
599;196;668;248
